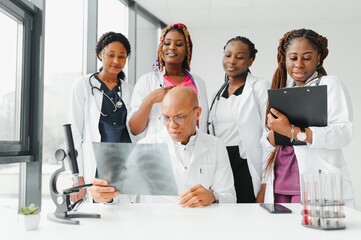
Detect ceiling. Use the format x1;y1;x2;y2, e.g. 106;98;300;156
134;0;361;28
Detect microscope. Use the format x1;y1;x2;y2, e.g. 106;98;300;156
47;124;100;225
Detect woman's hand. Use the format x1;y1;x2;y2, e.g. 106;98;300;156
267;108;292;138
129;86;174;135
256;184;266;203
145;86;174;104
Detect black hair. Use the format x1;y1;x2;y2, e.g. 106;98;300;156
96;31;131;80
224;36;258;74
224;36;258;59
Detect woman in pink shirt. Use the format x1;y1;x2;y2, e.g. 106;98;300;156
128;23;208;141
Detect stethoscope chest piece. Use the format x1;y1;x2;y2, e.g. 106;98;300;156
89;73;124;116
115;100;123;109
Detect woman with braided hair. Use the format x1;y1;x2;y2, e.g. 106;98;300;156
69;32;134;202
258;29;355;207
129;23;208;140
208;36;270;203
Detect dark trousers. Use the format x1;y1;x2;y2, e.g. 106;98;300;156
226;146;256;203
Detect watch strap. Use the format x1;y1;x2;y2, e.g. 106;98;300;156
212;190;219;204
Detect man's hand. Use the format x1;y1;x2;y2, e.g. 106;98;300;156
178;184;215;207
89;178;119;203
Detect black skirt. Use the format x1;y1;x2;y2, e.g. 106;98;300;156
226;145;255;203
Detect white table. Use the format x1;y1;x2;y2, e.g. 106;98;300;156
2;199;361;240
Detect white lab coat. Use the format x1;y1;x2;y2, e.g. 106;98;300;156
69;73;134;185
129;69;209;141
120;129;236;203
208;73;270;197
262;74;355;207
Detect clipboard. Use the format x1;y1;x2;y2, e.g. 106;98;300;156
268;85;327;146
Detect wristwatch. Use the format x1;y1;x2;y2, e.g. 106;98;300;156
297;127;307;141
212;190;219;204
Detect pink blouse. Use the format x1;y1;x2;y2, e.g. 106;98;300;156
163;74;198;95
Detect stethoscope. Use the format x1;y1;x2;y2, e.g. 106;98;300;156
88;72;123;117
209;74;230;113
207;74;230;134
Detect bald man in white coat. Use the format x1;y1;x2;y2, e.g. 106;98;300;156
90;86;236;207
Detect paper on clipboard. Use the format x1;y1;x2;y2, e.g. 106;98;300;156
268;85;327;146
92;142;179;196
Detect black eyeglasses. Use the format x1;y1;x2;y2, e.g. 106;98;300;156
160;107;198;125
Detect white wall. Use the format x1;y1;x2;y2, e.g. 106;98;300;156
189;23;361;210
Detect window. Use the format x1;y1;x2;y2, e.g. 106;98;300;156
98;0;128;76
0;7;21;193
43;0;84;166
0;0;43;207
0;10;22;143
0;1;31;156
42;0;85;198
135;13;160;80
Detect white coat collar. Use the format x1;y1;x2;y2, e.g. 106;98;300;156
165;129;208;165
191;130;209;163
244;72;257;88
236;72;257;109
286;71;318;87
173;131;198;147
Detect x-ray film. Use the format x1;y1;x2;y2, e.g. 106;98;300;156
92;142;178;196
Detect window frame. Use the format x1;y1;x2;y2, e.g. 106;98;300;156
0;0;44;209
0;0;32;160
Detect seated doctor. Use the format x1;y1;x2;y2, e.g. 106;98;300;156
89;86;236;207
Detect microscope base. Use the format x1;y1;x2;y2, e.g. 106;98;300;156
47;212;101;225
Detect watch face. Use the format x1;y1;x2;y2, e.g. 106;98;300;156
297;132;307;141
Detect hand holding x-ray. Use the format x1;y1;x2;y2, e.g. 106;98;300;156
92;142;179;196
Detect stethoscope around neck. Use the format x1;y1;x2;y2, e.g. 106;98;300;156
209;74;230;113
207;74;230;134
88;72;123;117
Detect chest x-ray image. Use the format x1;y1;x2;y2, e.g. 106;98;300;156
92;142;178;196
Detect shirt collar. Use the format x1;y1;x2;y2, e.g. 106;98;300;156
172;129;198;147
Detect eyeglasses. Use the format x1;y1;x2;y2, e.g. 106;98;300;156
160;107;198;125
